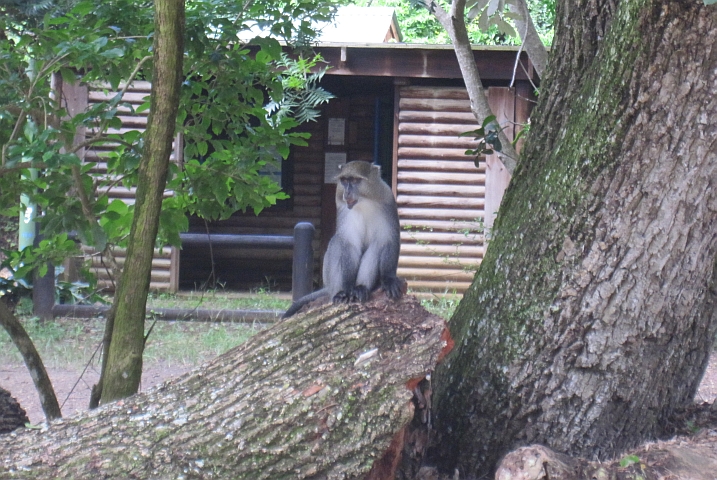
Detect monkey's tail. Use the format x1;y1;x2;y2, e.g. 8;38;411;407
282;288;330;319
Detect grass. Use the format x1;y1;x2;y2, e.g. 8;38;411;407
0;312;261;369
0;289;460;369
417;291;461;320
145;290;292;311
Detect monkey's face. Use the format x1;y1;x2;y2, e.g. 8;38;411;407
339;176;364;209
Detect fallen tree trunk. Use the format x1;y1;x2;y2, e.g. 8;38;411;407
1;295;448;479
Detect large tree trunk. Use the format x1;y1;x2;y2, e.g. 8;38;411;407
429;0;717;475
97;0;185;403
1;296;448;478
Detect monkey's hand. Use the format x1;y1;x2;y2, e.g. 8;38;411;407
381;276;405;299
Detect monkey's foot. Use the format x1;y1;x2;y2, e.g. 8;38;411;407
381;276;406;299
332;286;371;304
351;285;371;302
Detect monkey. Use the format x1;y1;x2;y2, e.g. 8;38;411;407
283;161;403;318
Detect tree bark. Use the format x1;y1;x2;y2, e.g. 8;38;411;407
429;0;717;475
0;296;448;479
98;0;185;403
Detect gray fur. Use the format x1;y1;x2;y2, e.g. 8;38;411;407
282;161;402;318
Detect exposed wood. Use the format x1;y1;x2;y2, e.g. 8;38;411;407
1;296;449;479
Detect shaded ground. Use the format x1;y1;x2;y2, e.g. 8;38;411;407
3;354;717;426
1;363;193;424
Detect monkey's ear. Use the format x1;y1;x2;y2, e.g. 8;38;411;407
371;164;381;176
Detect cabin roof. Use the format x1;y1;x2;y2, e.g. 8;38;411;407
315;6;401;43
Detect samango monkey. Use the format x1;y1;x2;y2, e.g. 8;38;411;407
283;161;402;318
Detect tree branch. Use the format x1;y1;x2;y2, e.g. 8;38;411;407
431;1;519;173
509;0;549;78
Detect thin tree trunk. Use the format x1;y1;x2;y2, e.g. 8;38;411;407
98;0;185;403
1;296;447;479
429;0;717;474
0;300;61;421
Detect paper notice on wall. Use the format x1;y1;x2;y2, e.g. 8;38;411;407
324;152;347;183
327;118;346;145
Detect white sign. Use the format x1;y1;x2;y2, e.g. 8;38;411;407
327;118;346;145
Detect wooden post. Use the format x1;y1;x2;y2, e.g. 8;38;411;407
292;222;315;301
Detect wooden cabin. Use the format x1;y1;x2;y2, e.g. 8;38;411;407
69;38;535;294
179;43;535;294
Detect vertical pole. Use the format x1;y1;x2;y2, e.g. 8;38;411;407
292;222;315;301
32;226;55;322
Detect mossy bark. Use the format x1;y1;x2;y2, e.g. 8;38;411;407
1;296;447;479
99;0;185;403
430;0;717;474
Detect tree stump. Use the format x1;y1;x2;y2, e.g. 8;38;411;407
1;294;449;479
0;387;29;435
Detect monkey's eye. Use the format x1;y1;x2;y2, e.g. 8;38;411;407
341;177;362;186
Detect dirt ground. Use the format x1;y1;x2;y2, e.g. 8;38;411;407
1;363;193;424
3;354;717;425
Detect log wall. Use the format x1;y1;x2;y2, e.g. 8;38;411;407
65;80;180;292
395;86;516;293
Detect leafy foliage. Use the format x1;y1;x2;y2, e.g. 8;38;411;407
460;114;503;164
348;0;554;45
0;0;335;285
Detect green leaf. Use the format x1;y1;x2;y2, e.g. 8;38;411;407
101;48;125;59
59;68;77;85
619;455;640;468
23;120;37;142
70;1;94;16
